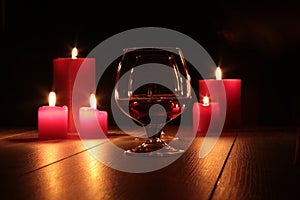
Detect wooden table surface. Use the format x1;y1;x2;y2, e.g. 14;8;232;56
0;126;299;200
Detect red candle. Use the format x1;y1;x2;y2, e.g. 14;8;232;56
193;96;220;135
199;67;241;129
79;94;108;139
53;47;96;133
38;92;68;140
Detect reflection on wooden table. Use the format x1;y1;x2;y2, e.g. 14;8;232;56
0;126;299;199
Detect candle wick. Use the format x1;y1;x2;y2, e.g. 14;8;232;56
203;102;209;106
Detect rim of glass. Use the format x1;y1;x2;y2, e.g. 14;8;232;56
122;46;182;52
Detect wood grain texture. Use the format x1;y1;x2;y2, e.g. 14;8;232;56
0;129;107;199
212;129;300;200
293;128;300;165
5;128;297;200
0;128;235;200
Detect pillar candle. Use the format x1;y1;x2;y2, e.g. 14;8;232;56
53;47;96;133
199;67;241;129
79;94;108;139
193;96;220;135
38;92;68;140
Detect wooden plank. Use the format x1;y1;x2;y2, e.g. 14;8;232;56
0;127;36;140
0;129;110;198
2;128;236;200
293;128;300;165
0;127;126;177
212;129;300;199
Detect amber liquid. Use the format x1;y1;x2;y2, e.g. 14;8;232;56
117;95;189;127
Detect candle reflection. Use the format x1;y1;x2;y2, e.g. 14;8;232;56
82;151;103;182
34;143;66;199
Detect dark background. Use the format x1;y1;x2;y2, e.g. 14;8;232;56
1;0;300;129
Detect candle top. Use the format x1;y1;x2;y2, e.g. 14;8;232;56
201;66;240;81
40;105;68;110
200;79;241;82
53;57;95;61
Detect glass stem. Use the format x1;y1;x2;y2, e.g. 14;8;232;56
145;125;163;139
151;130;162;139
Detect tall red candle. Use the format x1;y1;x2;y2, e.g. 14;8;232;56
38;92;68;140
199;67;241;129
53;47;96;133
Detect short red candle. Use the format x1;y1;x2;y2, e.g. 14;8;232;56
193;96;220;135
79;94;108;139
53;47;96;133
38;92;68;140
199;67;241;129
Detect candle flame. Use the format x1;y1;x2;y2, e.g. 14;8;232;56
72;47;78;59
90;94;97;109
202;96;210;106
49;92;56;106
215;67;222;80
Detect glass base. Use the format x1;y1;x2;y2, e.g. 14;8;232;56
160;130;180;140
124;137;184;156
